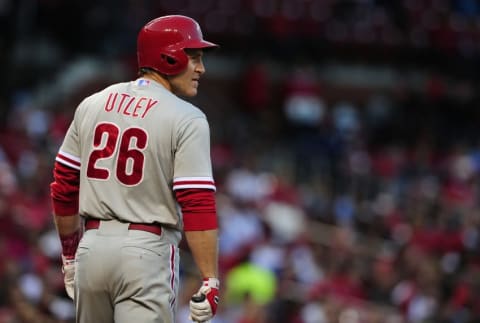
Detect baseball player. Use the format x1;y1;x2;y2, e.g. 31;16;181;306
50;15;220;323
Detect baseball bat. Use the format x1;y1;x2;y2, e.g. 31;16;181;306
191;293;211;323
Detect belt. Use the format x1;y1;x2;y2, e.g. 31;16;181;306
85;219;162;236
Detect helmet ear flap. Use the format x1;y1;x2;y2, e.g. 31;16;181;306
161;54;177;65
158;50;189;75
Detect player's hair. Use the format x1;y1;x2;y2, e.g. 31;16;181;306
138;67;155;77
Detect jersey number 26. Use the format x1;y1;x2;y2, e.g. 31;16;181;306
87;122;148;186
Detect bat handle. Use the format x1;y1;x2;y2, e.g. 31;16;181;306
190;293;211;323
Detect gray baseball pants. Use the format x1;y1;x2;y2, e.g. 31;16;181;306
74;219;181;323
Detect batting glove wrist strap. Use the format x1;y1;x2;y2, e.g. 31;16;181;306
189;277;220;322
61;255;75;300
201;277;220;291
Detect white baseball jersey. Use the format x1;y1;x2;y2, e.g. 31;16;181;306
55;78;215;229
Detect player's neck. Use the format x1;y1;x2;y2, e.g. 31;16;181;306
142;73;172;92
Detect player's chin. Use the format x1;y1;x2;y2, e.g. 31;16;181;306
185;87;199;97
174;87;197;98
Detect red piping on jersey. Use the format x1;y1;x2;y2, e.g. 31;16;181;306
57;153;81;168
50;161;80;216
173;178;216;191
175;189;218;231
174;180;215;185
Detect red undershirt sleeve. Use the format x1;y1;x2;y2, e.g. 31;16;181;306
50;161;80;216
175;188;218;231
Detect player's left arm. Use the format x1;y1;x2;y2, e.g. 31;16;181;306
184;228;218;282
174;115;220;320
177;188;218;279
176;188;219;322
184;229;219;322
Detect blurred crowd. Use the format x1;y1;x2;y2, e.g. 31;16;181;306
2;1;480;323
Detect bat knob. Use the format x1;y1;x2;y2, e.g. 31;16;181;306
191;293;206;302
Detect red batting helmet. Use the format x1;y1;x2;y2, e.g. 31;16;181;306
137;15;218;75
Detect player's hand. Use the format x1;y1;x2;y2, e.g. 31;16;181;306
189;277;219;322
61;255;75;300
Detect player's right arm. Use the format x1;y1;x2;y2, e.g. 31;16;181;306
51;151;82;300
51;153;82;245
50;108;84;299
